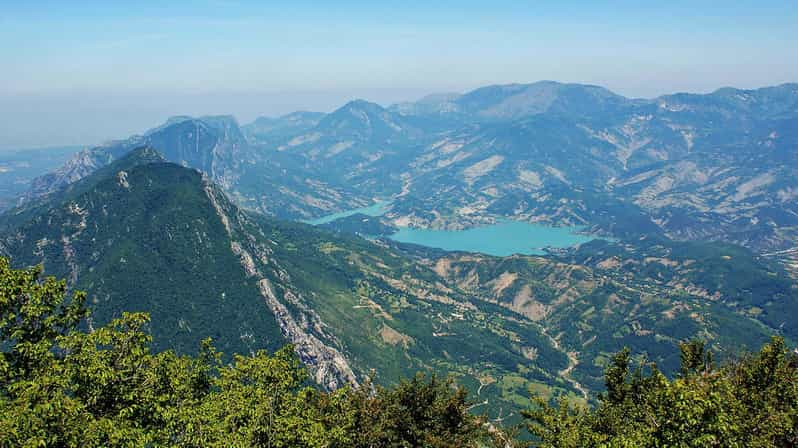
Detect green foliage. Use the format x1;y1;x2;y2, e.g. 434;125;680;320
0;257;87;381
525;338;798;447
346;373;504;448
0;258;502;447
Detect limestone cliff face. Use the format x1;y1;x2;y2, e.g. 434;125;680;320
203;178;358;389
26;116;245;201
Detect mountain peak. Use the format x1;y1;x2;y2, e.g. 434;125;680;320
390;81;626;121
336;99;386;114
455;81;625;120
315;99;409;139
112;145;166;165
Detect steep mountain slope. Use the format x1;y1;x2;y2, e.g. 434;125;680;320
0;148;287;356
384;115;650;233
604;87;798;249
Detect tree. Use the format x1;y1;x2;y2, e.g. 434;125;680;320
524;338;798;447
346;373;503;448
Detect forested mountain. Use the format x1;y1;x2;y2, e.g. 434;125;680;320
2;150;571;408
1;148;286;357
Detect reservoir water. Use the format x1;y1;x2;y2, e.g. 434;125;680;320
306;202;595;256
388;220;593;256
304;201;391;225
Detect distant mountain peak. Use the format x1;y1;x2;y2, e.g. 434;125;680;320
27;115;248;199
315;99;411;140
390;81;626;121
335;99;386;114
198;114;240;129
242;112;327;143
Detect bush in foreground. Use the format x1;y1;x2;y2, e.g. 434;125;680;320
524;338;798;447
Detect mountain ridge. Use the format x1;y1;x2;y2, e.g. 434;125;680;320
25;81;798;254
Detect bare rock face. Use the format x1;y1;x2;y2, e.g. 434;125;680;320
256;278;357;389
26;116;242;202
206;178;358;389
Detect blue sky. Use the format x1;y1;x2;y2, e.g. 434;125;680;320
1;0;796;148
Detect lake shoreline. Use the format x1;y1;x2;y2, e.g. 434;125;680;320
305;201;598;257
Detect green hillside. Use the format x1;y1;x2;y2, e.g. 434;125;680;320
2;147;795;424
0;148;286;356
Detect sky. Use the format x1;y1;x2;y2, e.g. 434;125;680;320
0;0;797;149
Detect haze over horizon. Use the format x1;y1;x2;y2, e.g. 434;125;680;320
1;0;796;149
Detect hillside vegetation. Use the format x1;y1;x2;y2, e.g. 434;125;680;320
2;259;795;447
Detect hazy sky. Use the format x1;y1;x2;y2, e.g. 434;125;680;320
1;0;797;149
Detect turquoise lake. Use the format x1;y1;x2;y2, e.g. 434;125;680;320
303;201;391;225
388;220;593;256
307;202;595;256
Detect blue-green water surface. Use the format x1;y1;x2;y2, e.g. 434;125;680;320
388;220;593;256
306;202;595;256
303;201;391;225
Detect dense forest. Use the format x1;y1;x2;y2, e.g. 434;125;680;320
1;257;795;447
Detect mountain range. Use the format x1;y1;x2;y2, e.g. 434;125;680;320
25;82;798;255
2;81;797;422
